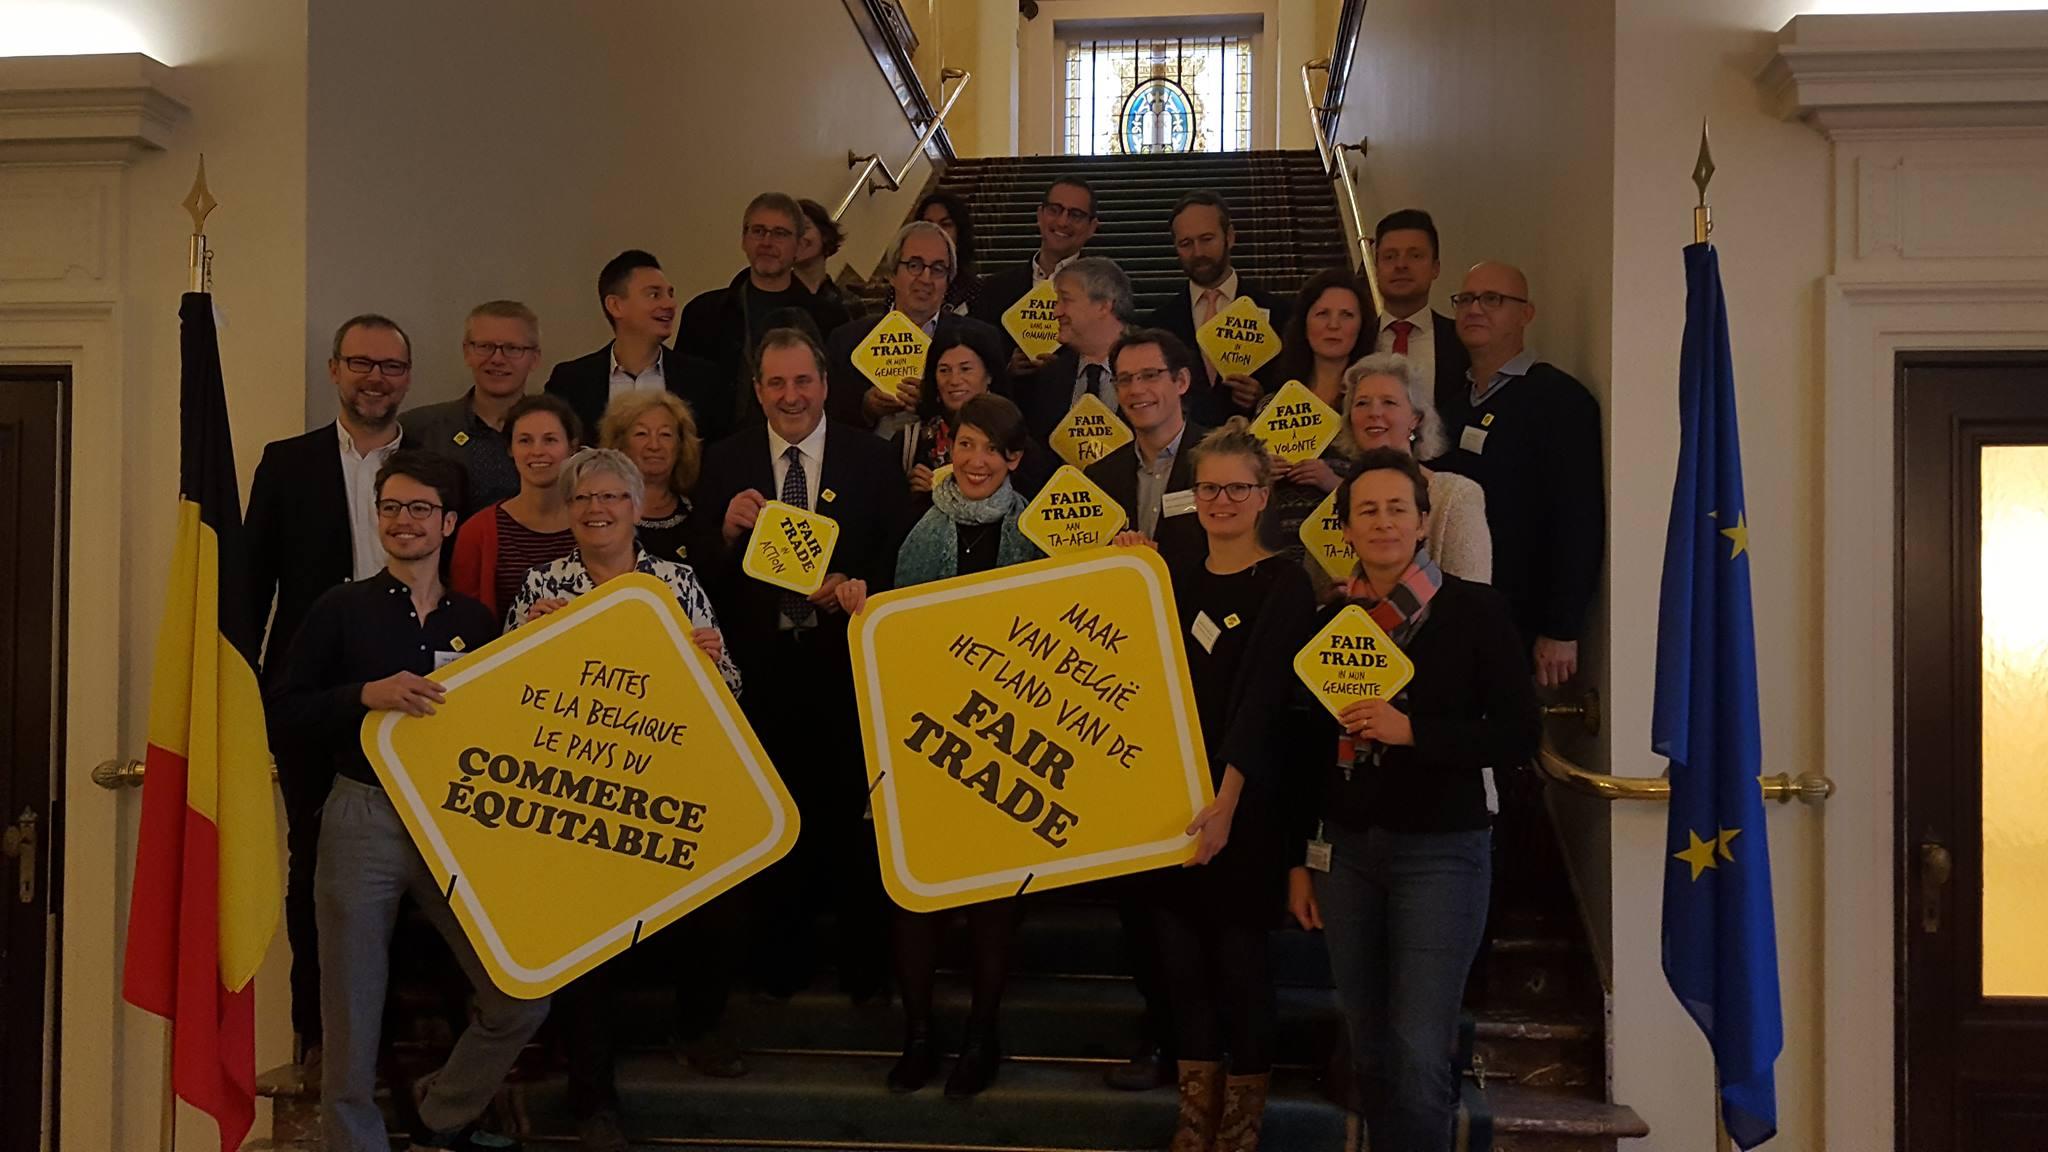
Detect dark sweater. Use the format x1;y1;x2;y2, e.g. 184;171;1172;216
1431;360;1604;643
1291;576;1540;838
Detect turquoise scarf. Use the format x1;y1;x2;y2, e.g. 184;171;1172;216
896;477;1038;587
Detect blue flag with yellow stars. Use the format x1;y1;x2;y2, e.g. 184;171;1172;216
1654;241;1782;1149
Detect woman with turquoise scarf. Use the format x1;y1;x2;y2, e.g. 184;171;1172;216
887;393;1043;1097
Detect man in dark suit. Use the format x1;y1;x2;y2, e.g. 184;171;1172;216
967;175;1099;379
1370;209;1471;421
1022;256;1134;443
689;325;906;1004
824;220;1000;432
543;249;716;442
676;193;853;441
246;312;414;1061
1140;191;1292;424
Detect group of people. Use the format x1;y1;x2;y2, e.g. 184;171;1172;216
247;178;1604;1152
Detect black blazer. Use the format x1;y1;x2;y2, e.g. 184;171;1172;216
1085;421;1211;567
965;261;1040;348
1422;310;1473;423
1141;278;1293;425
675;270;853;441
687;420;909;688
245;424;353;688
542;343;715;446
823;312;1004;430
1017;345;1102;444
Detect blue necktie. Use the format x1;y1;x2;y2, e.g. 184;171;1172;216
779;445;816;628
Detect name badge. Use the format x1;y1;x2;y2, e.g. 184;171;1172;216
1161;489;1197;518
432;650;462;670
1190;611;1222;653
1305;826;1333;873
1459;425;1489;455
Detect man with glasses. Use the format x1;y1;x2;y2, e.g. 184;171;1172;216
273;449;548;1152
676;193;853;439
246;312;415;1074
1370;208;1471;419
823;220;1001;432
545;250;715;440
1439;262;1604;688
969;175;1100;376
406;300;542;516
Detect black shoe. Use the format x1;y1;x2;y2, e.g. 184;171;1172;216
407;1123;521;1151
1103;1041;1174;1091
888;1035;938;1093
678;1030;749;1078
944;1031;1001;1098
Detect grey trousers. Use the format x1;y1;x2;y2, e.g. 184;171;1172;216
316;776;550;1152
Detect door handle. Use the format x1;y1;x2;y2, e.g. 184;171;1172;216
1;808;36;905
1919;841;1952;935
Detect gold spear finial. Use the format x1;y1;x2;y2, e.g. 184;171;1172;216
1692;118;1714;245
182;155;217;292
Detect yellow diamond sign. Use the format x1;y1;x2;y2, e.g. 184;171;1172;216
1194;294;1280;378
851;548;1212;912
1248;380;1340;464
1294;604;1416;719
850;309;930;398
1298;488;1354;582
360;573;799;999
1001;279;1062;360
742;500;839;595
1048;393;1133;469
1018;465;1128;555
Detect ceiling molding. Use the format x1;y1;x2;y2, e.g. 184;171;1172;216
0;52;186;164
1760;11;2048;136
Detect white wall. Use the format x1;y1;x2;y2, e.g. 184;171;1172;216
304;0;931;418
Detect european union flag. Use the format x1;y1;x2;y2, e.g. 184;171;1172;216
1654;242;1783;1149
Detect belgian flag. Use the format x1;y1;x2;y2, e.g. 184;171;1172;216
122;293;281;1151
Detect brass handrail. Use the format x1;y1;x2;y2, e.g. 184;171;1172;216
832;67;971;223
1534;692;1834;806
92;757;279;789
1299;58;1381;313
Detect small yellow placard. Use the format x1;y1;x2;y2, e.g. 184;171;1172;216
360;573;799;999
742;500;839;596
1048;393;1134;469
1248;380;1341;465
851;310;930;397
851;548;1212;912
1299;488;1355;583
1194;294;1281;378
1018;465;1128;556
1293;604;1416;719
1002;280;1062;360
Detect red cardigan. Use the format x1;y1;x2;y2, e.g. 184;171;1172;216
450;501;507;620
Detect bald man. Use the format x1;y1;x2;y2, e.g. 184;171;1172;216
1436;262;1604;688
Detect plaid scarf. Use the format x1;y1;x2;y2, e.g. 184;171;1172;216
1344;545;1443;647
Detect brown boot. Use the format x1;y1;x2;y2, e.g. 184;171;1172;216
1214;1072;1271;1152
1168;1060;1224;1152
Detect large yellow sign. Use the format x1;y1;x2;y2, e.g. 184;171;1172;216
851;310;930;397
1018;465;1128;556
850;548;1212;913
361;574;799;999
1048;393;1133;469
1299;488;1354;582
1248;380;1340;464
1292;604;1416;719
1001;280;1062;360
742;500;839;595
1194;295;1280;378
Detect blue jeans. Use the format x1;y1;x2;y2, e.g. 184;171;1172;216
1313;824;1490;1152
316;776;550;1152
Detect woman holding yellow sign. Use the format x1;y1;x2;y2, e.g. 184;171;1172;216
1286;448;1537;1152
885;393;1044;1098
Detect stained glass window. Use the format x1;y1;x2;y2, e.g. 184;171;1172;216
1062;35;1254;156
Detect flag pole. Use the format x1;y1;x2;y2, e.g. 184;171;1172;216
159;1025;177;1152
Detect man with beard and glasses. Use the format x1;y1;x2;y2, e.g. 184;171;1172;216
245;311;416;1077
1141;191;1291;424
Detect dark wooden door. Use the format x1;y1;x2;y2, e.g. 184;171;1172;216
1899;350;2048;1152
0;368;66;1152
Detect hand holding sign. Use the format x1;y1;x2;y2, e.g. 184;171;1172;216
1048;394;1133;469
1293;604;1417;719
1195;295;1281;379
1247;381;1341;465
1019;465;1128;555
1002;281;1062;361
742;500;840;596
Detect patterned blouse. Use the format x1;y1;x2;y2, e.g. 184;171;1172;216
505;547;743;695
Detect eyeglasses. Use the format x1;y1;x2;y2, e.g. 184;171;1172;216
464;340;536;359
341;356;412;377
1448;291;1529;311
375;499;443;519
746;224;797;243
1039;202;1095;224
569;491;634;507
1192;482;1263;503
897;257;953;281
1112;367;1173;389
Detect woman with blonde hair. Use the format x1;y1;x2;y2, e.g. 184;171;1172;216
598;389;702;564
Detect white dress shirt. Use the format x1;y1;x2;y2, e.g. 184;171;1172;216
1032;250;1081;282
337;421;402;580
1375;306;1437;396
607;342;666;400
767;418;830;629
